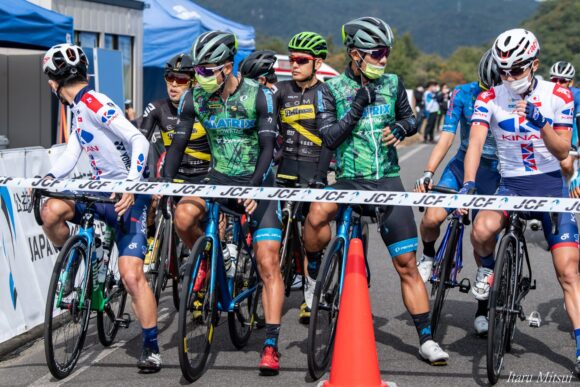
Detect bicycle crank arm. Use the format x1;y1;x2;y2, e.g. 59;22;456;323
116;313;132;328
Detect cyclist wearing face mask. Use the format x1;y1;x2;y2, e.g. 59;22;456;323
270;32;334;324
462;29;580;376
163;31;284;376
240;50;278;88
304;16;450;365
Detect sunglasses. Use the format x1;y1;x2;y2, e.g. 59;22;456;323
194;64;225;77
165;72;191;85
288;55;315;65
499;61;532;77
359;47;391;60
551;78;571;84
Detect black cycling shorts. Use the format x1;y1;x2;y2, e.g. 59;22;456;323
331;176;418;258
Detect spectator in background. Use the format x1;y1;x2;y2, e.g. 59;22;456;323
124;99;138;126
413;85;426;132
437;83;450;131
423;81;440;143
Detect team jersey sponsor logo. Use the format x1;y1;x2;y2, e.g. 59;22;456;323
203;117;256;129
477;89;495;103
76;128;94;144
553;84;573;103
136;153;145;173
101;109;119;124
361;103;391;117
143;103;156;117
521;143;538;171
82;93;103;113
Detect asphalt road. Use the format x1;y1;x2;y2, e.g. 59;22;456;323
1;138;579;387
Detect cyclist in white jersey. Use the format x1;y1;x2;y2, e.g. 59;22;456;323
39;44;162;372
462;29;580;376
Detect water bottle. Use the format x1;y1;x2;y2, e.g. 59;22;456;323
102;225;115;252
222;243;238;278
94;238;107;283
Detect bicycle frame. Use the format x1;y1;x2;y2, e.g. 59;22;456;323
190;201;259;313
335;206;364;298
503;212;534;306
431;215;465;286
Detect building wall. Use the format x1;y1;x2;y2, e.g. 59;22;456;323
30;0;144;114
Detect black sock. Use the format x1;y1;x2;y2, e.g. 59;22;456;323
411;312;433;345
476;299;488;317
264;324;280;349
305;251;324;279
422;240;436;258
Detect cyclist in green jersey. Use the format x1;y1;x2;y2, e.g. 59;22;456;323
163;31;284;375
303;17;449;365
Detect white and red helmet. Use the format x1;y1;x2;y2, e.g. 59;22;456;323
492;28;539;70
42;44;88;80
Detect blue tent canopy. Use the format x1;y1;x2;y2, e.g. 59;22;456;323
143;0;255;105
0;0;73;49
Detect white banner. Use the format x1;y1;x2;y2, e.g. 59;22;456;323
0;146;92;344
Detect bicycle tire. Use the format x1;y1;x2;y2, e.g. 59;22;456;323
430;220;459;339
279;210;296;297
361;222;370;286
228;244;259;349
487;235;516;385
44;235;92;379
146;216;166;304
307;237;344;380
178;236;217;382
154;219;169;303
172;237;185;311
97;246;128;347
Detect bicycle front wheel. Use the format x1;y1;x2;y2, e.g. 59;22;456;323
487;235;516;385
178;236;217;382
228;245;259;349
307;237;344;380
146;216;167;304
430;221;459;339
97;246;128;347
44;235;91;379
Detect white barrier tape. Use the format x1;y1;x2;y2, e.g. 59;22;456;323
1;176;579;213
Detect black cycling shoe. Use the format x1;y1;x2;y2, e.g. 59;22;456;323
574;356;580;378
137;347;162;373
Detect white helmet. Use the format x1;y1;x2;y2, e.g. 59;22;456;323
550;61;575;80
42;44;88;80
492;28;539;70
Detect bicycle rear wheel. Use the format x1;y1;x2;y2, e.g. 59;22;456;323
228;245;259;349
97;246;128;347
44;235;91;379
487;236;516;385
178;236;217;382
430;221;459;339
307;237;344;380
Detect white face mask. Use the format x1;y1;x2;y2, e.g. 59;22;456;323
504;75;532;95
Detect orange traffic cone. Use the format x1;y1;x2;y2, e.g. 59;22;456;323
320;238;394;387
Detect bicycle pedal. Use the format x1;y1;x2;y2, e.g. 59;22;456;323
458;278;471;293
530;279;536;290
116;313;132;328
528;311;541;328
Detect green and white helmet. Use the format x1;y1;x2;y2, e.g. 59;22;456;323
342;17;394;49
191;31;238;65
288;32;328;59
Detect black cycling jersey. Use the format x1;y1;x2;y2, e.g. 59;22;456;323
141;98;210;178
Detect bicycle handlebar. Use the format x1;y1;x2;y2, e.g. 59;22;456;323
31;188;119;226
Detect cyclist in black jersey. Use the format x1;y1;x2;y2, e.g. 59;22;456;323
270;32;333;324
141;54;211;251
240;50;278;88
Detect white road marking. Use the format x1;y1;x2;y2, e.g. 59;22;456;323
398;143;428;164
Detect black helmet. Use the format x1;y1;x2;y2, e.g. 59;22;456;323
191;31;238;65
478;49;502;90
165;53;194;75
42;44;89;81
240;50;277;81
342;17;394;49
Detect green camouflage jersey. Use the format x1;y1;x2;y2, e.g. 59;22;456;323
318;67;416;180
164;78;277;179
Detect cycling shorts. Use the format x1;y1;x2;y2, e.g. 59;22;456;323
276;158;316;217
205;170;282;243
495;171;579;251
72;193;150;259
331;176;418;258
439;153;501;217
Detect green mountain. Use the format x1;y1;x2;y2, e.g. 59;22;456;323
194;0;538;57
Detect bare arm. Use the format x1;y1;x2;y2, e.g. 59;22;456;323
464;123;488;183
425;131;455;173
